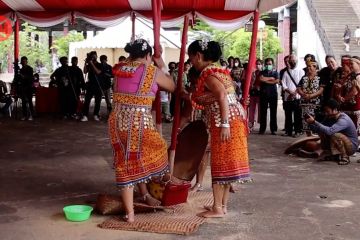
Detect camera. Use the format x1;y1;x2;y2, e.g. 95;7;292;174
85;51;97;63
303;112;311;119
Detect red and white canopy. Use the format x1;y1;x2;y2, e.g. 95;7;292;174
0;0;293;30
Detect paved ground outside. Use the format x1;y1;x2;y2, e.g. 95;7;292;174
1;103;360;240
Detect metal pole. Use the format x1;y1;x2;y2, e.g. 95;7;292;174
168;15;189;173
242;10;260;110
131;12;136;42
14;17;19;65
151;0;162;134
260;29;263;60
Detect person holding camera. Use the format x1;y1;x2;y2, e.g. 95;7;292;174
81;51;103;122
306;99;358;165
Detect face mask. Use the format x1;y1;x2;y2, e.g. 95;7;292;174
234;63;239;67
266;65;273;71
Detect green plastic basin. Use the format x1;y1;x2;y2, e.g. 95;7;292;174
63;205;93;222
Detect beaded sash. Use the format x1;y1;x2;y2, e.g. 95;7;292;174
110;64;157;161
194;69;247;128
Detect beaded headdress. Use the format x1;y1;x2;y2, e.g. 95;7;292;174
130;36;150;52
198;39;209;51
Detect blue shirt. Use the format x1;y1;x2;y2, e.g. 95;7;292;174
310;113;359;152
260;70;279;97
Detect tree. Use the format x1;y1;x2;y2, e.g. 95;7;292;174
19;23;52;71
0;23;52;72
223;27;283;61
51;31;84;58
0;37;12;72
191;20;283;62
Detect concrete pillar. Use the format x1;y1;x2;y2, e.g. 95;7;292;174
48;31;53;54
63;20;69;36
277;7;291;70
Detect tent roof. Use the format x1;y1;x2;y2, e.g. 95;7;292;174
69;18;181;50
0;0;294;30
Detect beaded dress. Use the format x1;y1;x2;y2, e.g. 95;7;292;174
109;61;168;187
192;64;251;184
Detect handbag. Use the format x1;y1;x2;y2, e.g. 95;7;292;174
286;68;299;101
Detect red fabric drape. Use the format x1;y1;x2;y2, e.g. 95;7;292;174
14;18;19;63
242;10;259;110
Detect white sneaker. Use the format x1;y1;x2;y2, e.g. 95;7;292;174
28;116;33;121
94;115;100;121
80;116;88;122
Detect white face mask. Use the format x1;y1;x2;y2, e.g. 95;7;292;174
234;63;239;67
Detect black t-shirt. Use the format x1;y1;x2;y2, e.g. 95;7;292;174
99;63;113;90
69;66;85;93
19;65;34;89
319;67;342;103
53;66;71;89
279;67;287;82
86;61;102;86
260;70;280;97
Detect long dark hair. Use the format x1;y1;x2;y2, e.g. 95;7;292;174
124;39;152;59
188;40;222;62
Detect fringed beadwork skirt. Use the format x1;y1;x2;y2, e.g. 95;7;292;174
209;117;251;184
108;108;169;188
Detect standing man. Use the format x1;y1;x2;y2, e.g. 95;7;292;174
282;55;305;137
259;58;280;135
343;25;351;52
280;55;290;133
69;56;85;117
50;57;76;119
16;56;34;121
99;55;113;115
80;51;103;122
354;26;360;46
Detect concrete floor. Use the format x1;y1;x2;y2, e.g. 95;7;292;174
1;108;360;240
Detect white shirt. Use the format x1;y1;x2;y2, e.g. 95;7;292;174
160;91;169;103
281;67;305;101
355;28;360;38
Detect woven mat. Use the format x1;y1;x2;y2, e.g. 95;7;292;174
98;191;213;235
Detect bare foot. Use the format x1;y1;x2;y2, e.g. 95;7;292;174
143;193;161;206
197;209;224;218
222;205;227;214
123;211;134;223
204;205;227;214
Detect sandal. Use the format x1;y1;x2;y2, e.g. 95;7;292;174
190;183;203;192
338;157;350;165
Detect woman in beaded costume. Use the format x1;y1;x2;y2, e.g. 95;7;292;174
337;56;360;134
297;60;324;136
109;39;175;222
187;40;251;218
